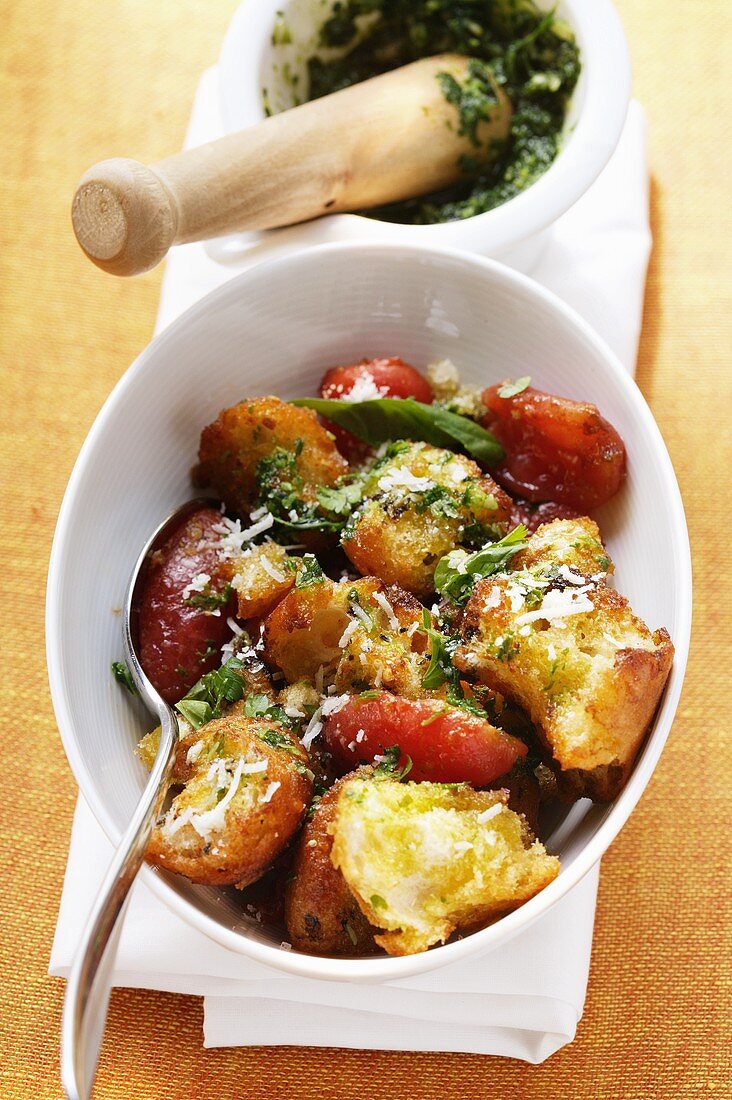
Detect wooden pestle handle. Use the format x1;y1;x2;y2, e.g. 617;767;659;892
71;55;511;277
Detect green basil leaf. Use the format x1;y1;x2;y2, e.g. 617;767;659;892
292;397;504;467
433;525;528;604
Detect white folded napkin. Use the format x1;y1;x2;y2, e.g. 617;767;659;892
50;67;651;1062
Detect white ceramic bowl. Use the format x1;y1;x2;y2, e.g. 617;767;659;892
47;242;691;982
216;0;631;270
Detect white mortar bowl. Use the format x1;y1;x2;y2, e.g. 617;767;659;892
216;0;631;270
47;242;690;982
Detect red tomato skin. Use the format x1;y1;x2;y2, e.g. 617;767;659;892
137;507;234;704
482;384;626;511
319;358;433;461
323;694;527;785
508;498;583;534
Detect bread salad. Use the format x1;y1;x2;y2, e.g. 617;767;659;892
114;358;673;957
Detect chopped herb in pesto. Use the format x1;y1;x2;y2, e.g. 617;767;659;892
302;0;580;224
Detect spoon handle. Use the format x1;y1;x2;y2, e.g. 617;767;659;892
61;711;178;1100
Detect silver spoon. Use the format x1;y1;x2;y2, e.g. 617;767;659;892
61;498;215;1100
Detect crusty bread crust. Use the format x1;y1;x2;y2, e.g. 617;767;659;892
456;518;674;802
285;778;379;957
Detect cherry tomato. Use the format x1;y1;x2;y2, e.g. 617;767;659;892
508;498;583;534
482;384;626;511
319;357;433;461
323;693;527;785
137;507;235;704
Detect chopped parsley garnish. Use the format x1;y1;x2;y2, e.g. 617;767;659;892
244;692;297;729
255;443;361;535
416;610;487;718
111;660;138;697
373;744;412;780
184;582;231;612
286;553;326;588
175;657;247;730
498;376;532;398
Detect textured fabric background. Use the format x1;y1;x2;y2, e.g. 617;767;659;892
1;1;730;1096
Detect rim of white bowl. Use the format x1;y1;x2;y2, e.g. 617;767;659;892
217;0;631;255
46;241;691;982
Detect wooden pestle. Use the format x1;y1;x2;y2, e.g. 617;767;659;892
71;55;511;277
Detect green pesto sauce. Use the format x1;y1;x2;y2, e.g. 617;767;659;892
304;0;581;224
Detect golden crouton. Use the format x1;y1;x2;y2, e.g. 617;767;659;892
455;520;674;802
146;713;313;887
285;779;379;956
227;541;296;619
329;777;559;955
342;442;511;598
264;574;434;696
513;516;614;578
195;396;348;535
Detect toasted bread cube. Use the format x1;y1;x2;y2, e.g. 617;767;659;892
334;582;431;698
146;714;312;887
285;778;378;956
227;541;296;619
342;442;511;598
455;520;674;801
513;516;614;578
264;573;433;695
196;396;348;524
329;778;559;955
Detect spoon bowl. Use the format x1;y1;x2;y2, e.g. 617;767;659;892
60;499;212;1100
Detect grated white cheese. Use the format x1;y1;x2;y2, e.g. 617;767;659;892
350;602;372;630
181;572;211;600
261;780;280;804
373;590;399;632
477;803;503;824
163;757;246;842
558;564;587;586
479;585;501;611
454;840;474;854
341;375;388;402
321;694;350;717
515;585;594;626
378;468;434;494
259;555;286;583
241;760;268;775
338;619;360;648
213;513;275;558
185;739;204;766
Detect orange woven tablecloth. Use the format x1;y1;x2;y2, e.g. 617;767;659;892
1;1;730;1096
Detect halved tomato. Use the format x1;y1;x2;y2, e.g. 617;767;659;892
137;507;234;703
323;692;527;785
